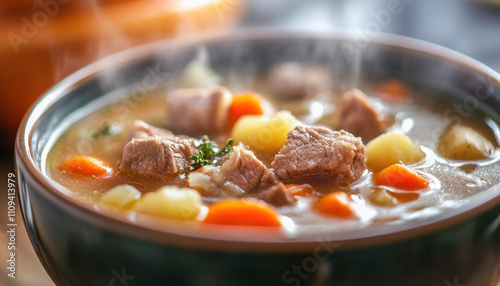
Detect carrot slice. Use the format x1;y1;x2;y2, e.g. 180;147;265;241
315;192;355;218
286;184;315;197
376;79;408;101
372;164;429;191
388;190;420;202
203;199;281;227
60;156;110;177
228;92;264;127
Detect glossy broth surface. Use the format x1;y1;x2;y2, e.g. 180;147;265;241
45;77;500;238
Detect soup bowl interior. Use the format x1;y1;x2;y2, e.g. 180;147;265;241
16;30;500;286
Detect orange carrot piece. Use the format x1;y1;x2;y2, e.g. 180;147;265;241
388;190;420;203
228;92;264;127
372;164;429;191
286;184;315;197
315;192;355;218
60;156;110;177
376;79;408;101
203;199;281;227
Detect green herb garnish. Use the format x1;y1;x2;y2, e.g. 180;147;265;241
190;136;233;170
91;122;123;140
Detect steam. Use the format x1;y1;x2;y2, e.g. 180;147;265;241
48;0;236;84
180;48;221;88
49;1;131;82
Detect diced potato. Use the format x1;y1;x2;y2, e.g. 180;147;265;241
438;124;495;160
133;186;201;221
366;132;424;172
369;188;398;206
99;185;141;210
231;111;302;155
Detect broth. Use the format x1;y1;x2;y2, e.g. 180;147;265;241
45;70;500;238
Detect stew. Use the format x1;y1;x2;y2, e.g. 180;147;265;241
45;61;500;238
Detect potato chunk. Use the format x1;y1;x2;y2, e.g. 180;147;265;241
366;132;424;172
99;185;141;210
231;111;302;155
438;124;495;160
133;186;201;221
369;188;398;206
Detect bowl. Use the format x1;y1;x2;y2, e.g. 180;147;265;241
15;30;500;286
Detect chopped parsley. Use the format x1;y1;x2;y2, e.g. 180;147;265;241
190;136;233;170
91;122;123;140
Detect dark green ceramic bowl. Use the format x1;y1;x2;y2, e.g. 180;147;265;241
15;30;500;286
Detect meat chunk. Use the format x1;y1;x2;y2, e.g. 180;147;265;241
257;182;296;206
261;170;281;186
267;62;330;100
118;136;197;177
271;126;366;184
165;86;232;137
126;120;174;141
336;89;388;142
215;144;268;193
188;144;268;197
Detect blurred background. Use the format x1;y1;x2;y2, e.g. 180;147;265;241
1;0;500;285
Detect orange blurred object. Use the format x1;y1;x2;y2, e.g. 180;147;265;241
0;0;243;137
60;155;111;177
314;192;355;218
388;190;420;203
203;199;282;227
228;92;265;127
375;79;409;101
285;183;315;197
372;163;430;191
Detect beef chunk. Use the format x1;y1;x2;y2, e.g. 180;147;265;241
215;144;268;194
126;120;174;141
188;144;268;197
337;89;388;142
271;126;366;184
118;136;196;177
261;170;281;186
165;86;232;137
267;62;330;100
257;182;296;206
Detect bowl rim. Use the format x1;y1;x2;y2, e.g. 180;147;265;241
15;28;500;252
